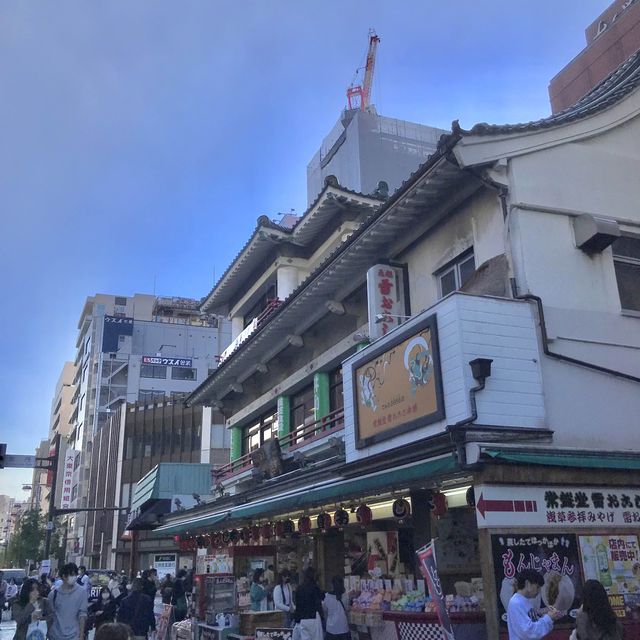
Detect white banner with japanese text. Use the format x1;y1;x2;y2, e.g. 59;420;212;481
59;449;79;510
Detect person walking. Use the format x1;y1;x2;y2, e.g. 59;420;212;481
507;569;563;640
273;570;294;627
38;575;51;598
77;566;92;596
95;622;134;640
250;569;267;611
141;570;157;600
47;563;89;640
172;570;188;622
6;578;19;604
572;579;623;639
117;578;156;640
293;567;324;640
11;578;54;640
89;586;117;630
323;576;349;640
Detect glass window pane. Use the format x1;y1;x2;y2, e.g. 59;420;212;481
615;260;640;311
459;254;476;287
440;269;457;296
612;237;640;260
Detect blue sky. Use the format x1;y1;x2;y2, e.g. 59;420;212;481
0;0;609;498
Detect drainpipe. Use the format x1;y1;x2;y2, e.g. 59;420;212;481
517;294;640;384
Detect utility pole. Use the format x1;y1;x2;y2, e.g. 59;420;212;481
43;432;61;560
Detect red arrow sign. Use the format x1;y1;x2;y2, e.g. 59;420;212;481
476;492;538;519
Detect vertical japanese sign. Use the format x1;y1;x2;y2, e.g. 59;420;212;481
416;542;455;640
579;535;640;619
491;534;582;626
367;264;407;340
59;449;78;510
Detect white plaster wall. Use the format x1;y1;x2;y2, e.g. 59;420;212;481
343;295;546;463
400;190;505;313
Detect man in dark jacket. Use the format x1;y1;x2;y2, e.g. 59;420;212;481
141;570;157;600
116;578;155;640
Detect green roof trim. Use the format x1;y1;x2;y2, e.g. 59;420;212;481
483;449;640;469
153;454;458;536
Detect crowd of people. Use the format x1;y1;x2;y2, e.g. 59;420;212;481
1;563;196;640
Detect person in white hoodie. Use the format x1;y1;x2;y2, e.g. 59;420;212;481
507;569;563;640
273;569;294;627
323;576;349;640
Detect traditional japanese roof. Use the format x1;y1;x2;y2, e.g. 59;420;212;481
199;182;384;313
454;47;640;137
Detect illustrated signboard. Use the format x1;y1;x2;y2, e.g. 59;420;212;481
579;535;640;619
475;484;640;528
352;314;444;449
492;533;583;626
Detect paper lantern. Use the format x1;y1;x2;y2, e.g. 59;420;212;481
240;527;251;544
275;521;285;538
298;516;312;534
335;508;350;528
317;512;332;530
251;525;261;541
261;523;273;540
356;504;372;526
212;532;222;548
222;530;231;544
283;519;295;536
229;529;239;543
173;535;181;546
432;491;448;517
196;536;205;549
392;498;411;521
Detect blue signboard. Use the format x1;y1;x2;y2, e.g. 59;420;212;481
102;316;134;352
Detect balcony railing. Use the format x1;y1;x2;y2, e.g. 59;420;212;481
212;408;344;482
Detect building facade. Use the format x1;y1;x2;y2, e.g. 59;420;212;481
156;52;640;639
66;293;231;565
549;0;640;112
307;109;448;205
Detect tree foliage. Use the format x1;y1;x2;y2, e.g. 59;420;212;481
6;508;44;567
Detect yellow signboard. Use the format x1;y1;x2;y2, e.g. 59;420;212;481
353;314;444;448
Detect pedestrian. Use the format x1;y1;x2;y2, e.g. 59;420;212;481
77;565;92;596
273;569;294;627
507;569;563;640
108;572;121;600
6;577;19;602
38;574;51;598
116;578;156;640
89;586;117;630
11;578;54;640
250;569;267;611
572;579;623;640
47;562;89;640
141;570;157;600
172;569;188;621
184;568;195;599
95;622;134;640
149;568;160;591
160;574;173;605
323;576;349;640
293;567;324;640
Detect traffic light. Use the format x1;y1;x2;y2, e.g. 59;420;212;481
0;443;6;469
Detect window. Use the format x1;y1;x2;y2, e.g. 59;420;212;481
329;368;344;413
171;367;196;381
437;250;475;297
613;236;640;312
138;390;165;403
290;384;315;434
115;297;127;306
140;364;166;379
242;409;278;454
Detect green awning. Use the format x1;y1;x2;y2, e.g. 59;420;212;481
130;463;212;513
483;448;640;469
153;454;458;536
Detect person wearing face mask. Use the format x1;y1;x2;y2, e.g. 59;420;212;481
12;578;54;640
89;587;116;630
273;570;294;627
47;563;88;640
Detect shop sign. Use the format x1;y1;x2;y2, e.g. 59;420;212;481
366;264;408;340
59;449;78;510
219;317;258;363
579;535;640;618
416;542;455;640
142;355;192;367
351;313;444;449
154;553;177;578
475;484;640;529
492;534;582;626
101;315;134;353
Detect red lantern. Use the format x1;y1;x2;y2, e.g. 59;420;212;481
298;516;311;534
251;525;261;541
392;498;411;521
240;527;251;544
317;512;332;530
283;519;295;536
261;523;273;540
196;536;205;549
173;535;181;546
222;530;231;544
275;521;285;538
356;504;372;526
432;491;448;517
212;532;222;548
335;508;350;528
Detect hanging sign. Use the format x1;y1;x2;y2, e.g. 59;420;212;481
475;484;640;528
366;264;408;340
59;449;78;510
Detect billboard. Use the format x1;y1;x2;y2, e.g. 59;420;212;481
352;313;444;448
102;316;134;353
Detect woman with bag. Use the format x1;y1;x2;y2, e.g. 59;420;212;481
293;568;324;640
11;578;53;640
572;579;624;639
323;577;349;640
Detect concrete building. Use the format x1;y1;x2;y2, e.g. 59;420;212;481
0;495;14;554
549;0;640;112
66;293;231;565
157;52;640;638
307;109;448;205
29;439;50;514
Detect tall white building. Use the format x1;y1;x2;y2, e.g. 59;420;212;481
66;293;231;565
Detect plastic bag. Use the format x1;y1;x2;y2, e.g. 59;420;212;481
26;620;47;640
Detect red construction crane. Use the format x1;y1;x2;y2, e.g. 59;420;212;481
347;30;380;112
